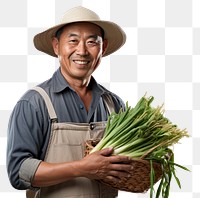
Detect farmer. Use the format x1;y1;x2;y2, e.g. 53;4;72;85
7;6;132;198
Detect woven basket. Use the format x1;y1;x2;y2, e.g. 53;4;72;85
85;140;163;193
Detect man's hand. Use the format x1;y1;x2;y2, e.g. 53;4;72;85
80;147;133;183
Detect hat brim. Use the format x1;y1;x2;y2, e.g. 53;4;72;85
33;20;126;57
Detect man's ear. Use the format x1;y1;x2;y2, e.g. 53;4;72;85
102;39;108;56
52;37;59;56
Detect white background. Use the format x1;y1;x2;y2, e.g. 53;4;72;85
0;0;199;197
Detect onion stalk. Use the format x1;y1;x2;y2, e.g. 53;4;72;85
90;95;190;198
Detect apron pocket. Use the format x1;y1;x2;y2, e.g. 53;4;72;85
45;128;89;163
53;143;84;162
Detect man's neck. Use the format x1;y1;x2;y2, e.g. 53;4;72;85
61;70;93;111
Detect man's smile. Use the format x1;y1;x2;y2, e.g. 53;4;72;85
73;60;90;65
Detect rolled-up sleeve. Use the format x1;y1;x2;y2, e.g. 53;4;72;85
6;96;48;190
19;158;42;188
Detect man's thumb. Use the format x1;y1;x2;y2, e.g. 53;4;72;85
99;147;113;156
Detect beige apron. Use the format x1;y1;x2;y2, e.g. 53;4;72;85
27;87;118;198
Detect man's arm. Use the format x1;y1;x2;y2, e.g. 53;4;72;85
32;147;132;187
7;95;49;190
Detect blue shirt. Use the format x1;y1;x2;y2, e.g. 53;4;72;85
7;68;125;190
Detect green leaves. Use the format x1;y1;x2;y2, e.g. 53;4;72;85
90;95;190;198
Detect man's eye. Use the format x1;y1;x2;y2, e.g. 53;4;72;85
69;40;77;43
88;40;97;45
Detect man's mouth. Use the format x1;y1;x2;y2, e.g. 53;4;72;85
73;60;90;65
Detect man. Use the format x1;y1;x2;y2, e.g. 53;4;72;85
7;6;132;198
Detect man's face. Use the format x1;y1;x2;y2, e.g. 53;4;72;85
52;22;107;81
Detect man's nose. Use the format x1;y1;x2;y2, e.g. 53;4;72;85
76;41;88;56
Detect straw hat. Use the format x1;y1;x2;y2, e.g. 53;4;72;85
34;6;126;57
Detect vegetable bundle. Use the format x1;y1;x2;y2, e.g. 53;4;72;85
90;95;190;198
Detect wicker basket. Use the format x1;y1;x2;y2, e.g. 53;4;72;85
85;140;163;193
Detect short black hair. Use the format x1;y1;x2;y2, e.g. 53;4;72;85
55;23;105;40
55;27;64;40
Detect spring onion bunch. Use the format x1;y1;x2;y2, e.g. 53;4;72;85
90;95;190;198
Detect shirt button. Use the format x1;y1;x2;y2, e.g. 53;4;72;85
79;104;84;110
90;123;96;130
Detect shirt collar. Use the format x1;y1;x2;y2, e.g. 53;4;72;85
52;68;105;95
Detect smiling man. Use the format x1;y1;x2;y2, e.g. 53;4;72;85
7;6;131;198
52;22;108;112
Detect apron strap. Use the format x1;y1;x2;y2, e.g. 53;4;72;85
102;94;115;114
31;87;116;121
31;87;58;122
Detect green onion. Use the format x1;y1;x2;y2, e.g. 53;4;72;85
90;95;190;198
